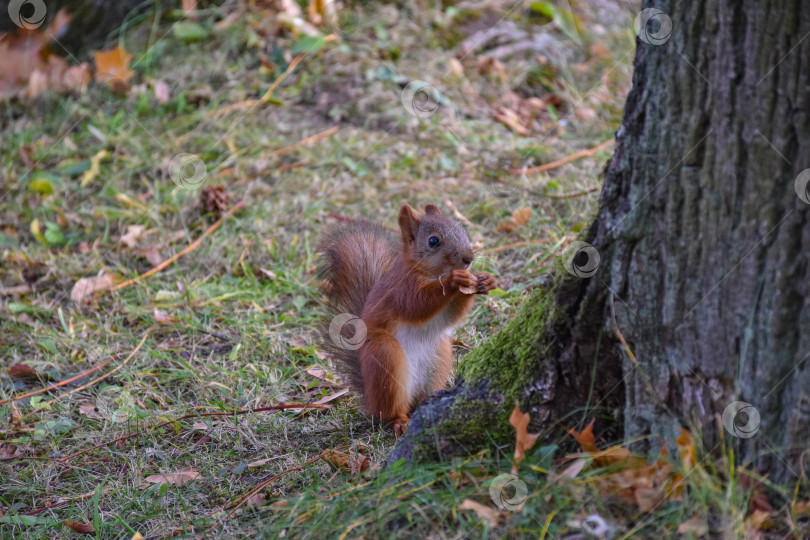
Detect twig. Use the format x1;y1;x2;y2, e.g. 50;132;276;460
110;200;244;293
58;404;330;462
443;199;474;227
278;161;310;172
270;126;339;157
44;331;151;406
507;139;614;175
479;238;549;254
0;356;118;405
226;456;321;517
547;186;600;199
213;54;305;117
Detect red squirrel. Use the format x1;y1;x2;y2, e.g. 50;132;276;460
318;203;497;435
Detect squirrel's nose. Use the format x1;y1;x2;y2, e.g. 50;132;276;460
461;253;473;266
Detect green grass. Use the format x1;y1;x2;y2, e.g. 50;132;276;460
3;2;794;538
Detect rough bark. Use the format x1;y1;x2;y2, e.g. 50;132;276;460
393;0;810;484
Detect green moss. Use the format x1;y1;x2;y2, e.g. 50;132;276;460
459;282;557;404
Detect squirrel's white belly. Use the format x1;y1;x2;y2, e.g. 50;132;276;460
395;308;456;403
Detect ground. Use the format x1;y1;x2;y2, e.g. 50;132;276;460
0;1;764;538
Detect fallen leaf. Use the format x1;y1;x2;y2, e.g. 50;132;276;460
496;207;533;233
154;80;170;103
139;246;163;266
677;515;708;536
509;403;540;472
458;499;501;528
141;469;201;487
0;443;22;460
320;447;369;473
558;457;587;479
8;363;38;379
80;149;109;187
79;403;103;420
567;419;598;453
246;492;266;507
314;388;349;404
93;46;135;93
61;520;95;534
153;309;177;325
120;225;146;248
70;273;116;303
131;533;143;540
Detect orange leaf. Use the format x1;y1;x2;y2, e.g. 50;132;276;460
567;419;598;453
93;46;135;93
62;520;95;535
676;428;697;469
509;403;540;471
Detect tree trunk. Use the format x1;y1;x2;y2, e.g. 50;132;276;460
393;0;810;484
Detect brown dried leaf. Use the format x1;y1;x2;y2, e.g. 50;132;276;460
79;403;104;420
509;403;540;471
458;499;501;528
120;225;146;248
153;309;177;325
61;520;95;535
246;492;266;507
141;469;201;487
558;457;587;479
314;388;349;404
677;515;708;536
8;363;37;379
71;273;116;303
320;448;369;473
139;246;163;266
0;443;22;460
496;207;532;233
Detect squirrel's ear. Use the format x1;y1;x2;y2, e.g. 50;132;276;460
398;203;421;243
424;204;441;216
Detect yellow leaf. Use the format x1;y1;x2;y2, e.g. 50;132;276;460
80;149;109;187
30;219;47;245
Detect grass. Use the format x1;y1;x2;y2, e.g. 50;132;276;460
3;1;800;538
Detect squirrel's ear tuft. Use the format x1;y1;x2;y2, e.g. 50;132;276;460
398;203;421;242
424;204;441;216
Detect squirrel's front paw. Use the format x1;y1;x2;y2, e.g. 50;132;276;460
449;269;478;293
393;417;410;436
475;273;497;294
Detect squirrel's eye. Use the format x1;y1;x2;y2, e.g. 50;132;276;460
428;236;440;248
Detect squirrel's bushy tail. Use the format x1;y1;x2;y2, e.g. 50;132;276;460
317;219;399;393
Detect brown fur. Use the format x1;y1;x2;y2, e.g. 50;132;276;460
317;203;497;435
